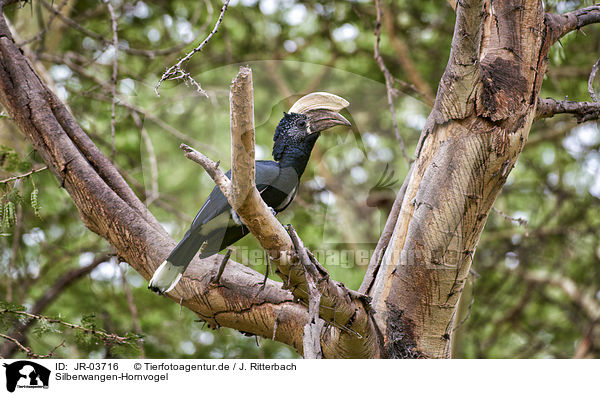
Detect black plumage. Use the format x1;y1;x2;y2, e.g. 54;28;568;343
149;97;349;294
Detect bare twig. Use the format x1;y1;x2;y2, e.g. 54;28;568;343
0;333;64;358
373;0;411;164
493;206;528;228
535;97;600;122
211;249;232;284
180;143;233;201
155;0;230;96
0;166;48;184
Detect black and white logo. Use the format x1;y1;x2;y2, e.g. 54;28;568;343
3;361;50;392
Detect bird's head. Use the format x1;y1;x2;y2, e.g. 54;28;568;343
272;92;350;162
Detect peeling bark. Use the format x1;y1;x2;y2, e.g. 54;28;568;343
1;0;597;359
369;0;561;358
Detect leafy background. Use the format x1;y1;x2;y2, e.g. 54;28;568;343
0;0;598;358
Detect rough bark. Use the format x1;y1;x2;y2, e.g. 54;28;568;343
1;0;598;359
0;6;375;358
368;0;582;358
181;68;378;358
0;7;310;356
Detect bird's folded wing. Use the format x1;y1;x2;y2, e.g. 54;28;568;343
189;161;283;230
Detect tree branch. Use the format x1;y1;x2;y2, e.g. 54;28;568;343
547;5;600;45
448;0;484;69
180;67;380;357
0;8;311;356
180;144;233;201
288;225;323;359
154;0;230;96
535;97;600;123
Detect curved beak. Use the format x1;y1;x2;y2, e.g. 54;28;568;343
306;109;351;134
288;92;351;134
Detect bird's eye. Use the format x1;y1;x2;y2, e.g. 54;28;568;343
297;120;307;129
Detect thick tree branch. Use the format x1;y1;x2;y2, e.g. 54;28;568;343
0;6;312;356
547;5;600;45
535;97;600;122
359;163;413;295
449;0;484;68
180;67;380;358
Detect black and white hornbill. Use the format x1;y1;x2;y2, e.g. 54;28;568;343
149;92;351;294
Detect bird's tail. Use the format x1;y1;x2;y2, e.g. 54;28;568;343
148;231;205;294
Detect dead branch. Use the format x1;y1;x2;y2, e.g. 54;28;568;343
0;333;64;358
0;8;313;357
0;166;48;184
180;66;380;357
180;143;233;201
211;249;232;285
535;97;600;123
155;0;230;96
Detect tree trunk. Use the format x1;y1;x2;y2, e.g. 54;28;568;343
366;0;571;357
0;0;595;358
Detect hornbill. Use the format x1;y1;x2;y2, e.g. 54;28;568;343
149;92;351;294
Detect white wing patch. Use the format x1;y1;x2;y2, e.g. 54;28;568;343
275;186;297;211
230;209;243;226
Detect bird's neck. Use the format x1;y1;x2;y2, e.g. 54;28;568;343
276;138;319;176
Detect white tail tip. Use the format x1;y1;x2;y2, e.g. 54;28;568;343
148;261;184;294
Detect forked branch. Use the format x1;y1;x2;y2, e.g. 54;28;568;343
180;66;380;358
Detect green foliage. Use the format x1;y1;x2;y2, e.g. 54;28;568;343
0;0;598;359
0;145;30;173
